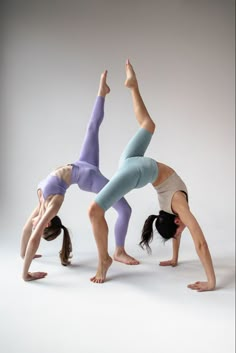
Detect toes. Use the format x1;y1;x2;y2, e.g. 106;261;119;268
130;258;140;265
90;276;105;283
127;257;140;265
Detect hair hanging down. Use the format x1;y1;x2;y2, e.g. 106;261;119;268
139;211;178;253
43;216;72;266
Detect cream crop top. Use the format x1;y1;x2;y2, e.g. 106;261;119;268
153;172;188;215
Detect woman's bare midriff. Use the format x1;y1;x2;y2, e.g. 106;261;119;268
152;162;175;187
51;165;73;185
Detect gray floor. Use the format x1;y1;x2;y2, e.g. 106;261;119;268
0;238;235;353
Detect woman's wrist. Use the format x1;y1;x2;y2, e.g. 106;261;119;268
208;276;216;289
22;274;28;281
172;257;178;265
208;281;216;289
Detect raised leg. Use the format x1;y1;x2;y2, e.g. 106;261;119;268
78;71;110;167
89;61;154;283
125;60;155;134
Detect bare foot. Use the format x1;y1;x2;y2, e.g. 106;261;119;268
90;256;113;283
98;70;110;97
124;59;138;89
113;247;140;265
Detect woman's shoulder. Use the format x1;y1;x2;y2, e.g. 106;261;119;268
171;191;189;214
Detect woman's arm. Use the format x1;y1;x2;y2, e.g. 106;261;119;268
159;235;182;267
176;204;216;291
183;211;216;291
20;206;40;258
22;197;63;281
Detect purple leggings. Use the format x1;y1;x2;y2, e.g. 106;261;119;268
72;96;131;247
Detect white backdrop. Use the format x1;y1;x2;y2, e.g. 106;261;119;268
1;0;234;253
0;1;235;353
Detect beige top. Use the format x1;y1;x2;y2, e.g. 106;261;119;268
153;172;188;215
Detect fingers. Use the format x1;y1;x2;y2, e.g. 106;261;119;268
187;281;206;292
33;254;42;259
188;282;199;289
159;260;177;267
28;272;48;281
159;261;170;266
35;272;47;278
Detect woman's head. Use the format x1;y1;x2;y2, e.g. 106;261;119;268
139;211;183;253
155;210;179;239
43;216;72;266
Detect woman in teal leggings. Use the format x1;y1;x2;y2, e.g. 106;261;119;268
89;60;216;292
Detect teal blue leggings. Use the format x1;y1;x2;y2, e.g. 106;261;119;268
95;128;158;211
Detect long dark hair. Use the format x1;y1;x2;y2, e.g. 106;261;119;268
139;210;178;253
43;216;72;266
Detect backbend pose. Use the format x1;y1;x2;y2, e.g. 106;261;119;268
20;71;139;282
89;60;216;291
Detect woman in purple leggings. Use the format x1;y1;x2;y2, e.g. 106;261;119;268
20;71;139;282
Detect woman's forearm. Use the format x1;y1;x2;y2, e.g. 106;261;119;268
190;222;216;287
172;235;181;263
22;237;41;279
195;241;216;288
22;203;59;279
178;207;216;290
20;228;32;258
20;207;39;258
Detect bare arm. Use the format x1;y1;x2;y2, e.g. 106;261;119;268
159;235;182;267
20;206;40;258
173;193;216;291
22;197;63;281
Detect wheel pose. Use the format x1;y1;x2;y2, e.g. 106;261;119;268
89;60;216;292
20;71;139;281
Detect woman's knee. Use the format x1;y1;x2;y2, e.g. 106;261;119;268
88;202;104;220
